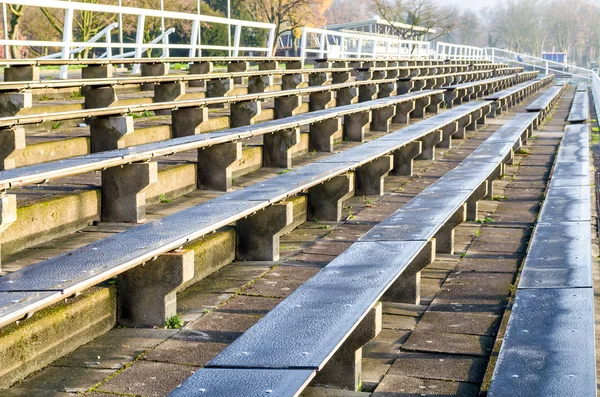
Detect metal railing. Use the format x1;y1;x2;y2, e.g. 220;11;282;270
485;48;593;80
591;72;600;121
0;0;277;78
300;27;431;62
436;42;486;60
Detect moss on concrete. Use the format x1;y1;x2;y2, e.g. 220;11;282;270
2;190;101;256
180;228;236;290
0;286;116;389
15;137;89;167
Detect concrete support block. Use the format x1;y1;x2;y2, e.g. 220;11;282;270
117;249;194;328
0;127;25;170
236;202;294;261
359;84;378;102
392;101;415;124
101;162;158;223
82;65;113;79
392;141;422;176
439;122;458;149
309;118;342;152
426;93;443;114
197;142;242;191
282;73;303;90
309;72;329;86
485;163;504;199
455;115;471;139
171;106;208;137
0;193;17;270
83;86;117;109
355;156;393;196
313;302;382;390
356;70;372;81
343;111;371;142
413;96;431;119
433;204;466;254
384;240;435;304
371;106;396;132
206;78;234;98
263;128;301;169
4;66;40;82
416;130;443;161
444;90;459;109
258;61;278;71
154;82;186;103
336;86;358;106
466;181;488;221
378;82;397;98
230;100;261;127
248;75;273;94
89;115;134;152
467;110;482;131
0;92;32;117
307;174;355;222
332;71;351;84
227;61;248;84
141;63;169;91
274;95;302;119
189;62;212;87
310;91;335;111
397;80;413;94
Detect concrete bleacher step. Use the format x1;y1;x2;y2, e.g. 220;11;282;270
0;60;556;392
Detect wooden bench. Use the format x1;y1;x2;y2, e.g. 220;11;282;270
488;119;594;396
169;111;545;396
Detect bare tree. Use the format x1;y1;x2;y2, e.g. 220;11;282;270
243;0;333;52
370;0;458;41
325;0;370;25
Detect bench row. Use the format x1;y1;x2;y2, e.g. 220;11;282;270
0;64;518;116
169;100;559;396
0;76;554;332
0;72;537;172
488;90;594;396
1;57;497;82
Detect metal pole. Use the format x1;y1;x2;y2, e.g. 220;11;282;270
197;0;201;57
2;3;9;59
227;0;231;56
118;0;123;57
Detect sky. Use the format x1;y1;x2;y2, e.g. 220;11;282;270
435;0;497;11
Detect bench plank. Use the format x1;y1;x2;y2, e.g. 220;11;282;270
169;368;315;397
488;288;596;397
207;241;424;369
518;222;593;289
567;91;589;123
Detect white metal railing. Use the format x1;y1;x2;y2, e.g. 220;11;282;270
40;22;118;61
300;27;431;62
0;0;277;78
591;72;600;121
436;42;487;60
485;48;593;80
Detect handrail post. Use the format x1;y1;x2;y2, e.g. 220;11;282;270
59;6;74;79
266;26;276;57
133;14;145;74
319;32;326;58
190;19;199;58
232;24;241;57
300;28;307;64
